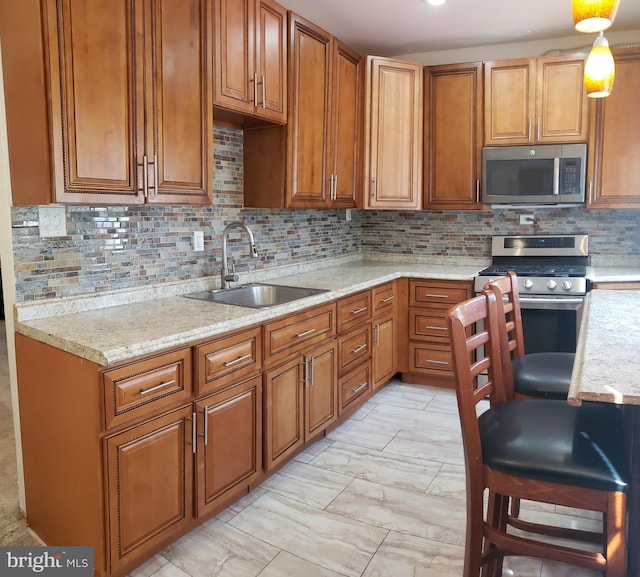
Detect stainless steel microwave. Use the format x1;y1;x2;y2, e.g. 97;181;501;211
482;144;587;205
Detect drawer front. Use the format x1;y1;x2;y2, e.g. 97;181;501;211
338;325;371;375
410;311;449;341
339;362;371;414
337;290;372;333
103;348;193;429
372;282;396;315
410;280;471;310
264;303;336;365
409;343;453;375
196;327;261;396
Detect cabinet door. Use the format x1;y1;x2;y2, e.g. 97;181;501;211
196;376;262;516
106;406;193;573
45;0;145;204
372;315;395;390
255;0;287;122
213;0;255;115
587;50;640;209
365;56;423;210
484;59;535;145
286;14;332;207
263;356;304;470
536;56;589;143
149;0;213;204
329;41;361;208
424;62;483;210
304;340;338;438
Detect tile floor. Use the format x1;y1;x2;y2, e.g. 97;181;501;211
129;380;602;577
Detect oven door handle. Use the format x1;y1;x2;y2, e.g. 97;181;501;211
519;296;584;309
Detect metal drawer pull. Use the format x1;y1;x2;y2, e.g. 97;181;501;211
139;379;176;396
426;325;447;331
224;353;252;368
297;328;317;338
381;296;394;303
261;75;266;109
424;293;449;299
351;307;368;314
352;344;367;354
203;406;209;446
426;359;449;366
352;383;368;394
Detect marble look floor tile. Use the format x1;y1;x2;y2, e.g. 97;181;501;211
369;383;435;410
259;551;349;577
361;530;464;577
127;554;170;577
310;440;441;492
144;562;191;577
162;518;279;577
215;487;268;522
293;437;333;464
261;460;354;509
326;478;466;547
383;427;465;466
424;391;460;414
540;560;600;577
228;491;388;577
349;399;378;421
425;463;466;500
325;414;401;450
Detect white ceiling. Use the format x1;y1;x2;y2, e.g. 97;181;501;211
276;0;640;56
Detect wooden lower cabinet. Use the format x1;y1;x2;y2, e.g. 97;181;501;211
195;376;262;516
263;340;338;470
105;406;194;574
339;361;371;414
372;314;395;390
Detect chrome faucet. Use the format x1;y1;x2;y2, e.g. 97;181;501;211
220;222;259;289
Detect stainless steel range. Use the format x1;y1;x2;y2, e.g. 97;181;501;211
474;234;589;353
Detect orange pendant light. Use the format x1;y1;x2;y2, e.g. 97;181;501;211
584;32;615;98
572;0;620;33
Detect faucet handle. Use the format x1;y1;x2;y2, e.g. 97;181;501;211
250;243;259;258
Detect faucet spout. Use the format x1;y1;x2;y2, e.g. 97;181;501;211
221;222;259;289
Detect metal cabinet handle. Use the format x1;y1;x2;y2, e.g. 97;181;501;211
426;359;449;366
203;406;209;445
476;180;480;203
310;356;315;386
351;307;368;315
191;412;196;454
537;117;541;141
333;174;338;199
381;296;394;303
139;379;176;396
424;293;449;299
224;353;252;368
304;356;315;387
352;343;367;354
352;383;368;394
143;155;149;198
426;326;447;331
252;72;258;107
297;328;317;338
375;323;380;346
371;177;377;199
261;75;266;109
153;154;158;196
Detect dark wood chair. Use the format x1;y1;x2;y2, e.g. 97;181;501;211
483;271;574;400
447;291;630;577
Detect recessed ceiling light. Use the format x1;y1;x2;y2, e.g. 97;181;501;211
425;0;446;5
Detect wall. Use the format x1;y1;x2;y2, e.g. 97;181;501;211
11;126;640;302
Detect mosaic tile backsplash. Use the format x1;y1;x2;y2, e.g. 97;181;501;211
11;126;640;301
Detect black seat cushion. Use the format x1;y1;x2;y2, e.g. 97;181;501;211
512;353;574;399
479;400;630;492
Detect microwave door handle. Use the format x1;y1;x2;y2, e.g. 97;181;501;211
552;157;560;195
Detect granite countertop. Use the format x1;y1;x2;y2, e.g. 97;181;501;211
14;257;486;367
569;289;640;406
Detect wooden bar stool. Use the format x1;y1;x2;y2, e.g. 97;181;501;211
483;271;574;400
447;292;629;577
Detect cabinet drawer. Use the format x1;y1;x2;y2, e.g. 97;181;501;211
337;290;372;333
409;311;449;341
410;280;471;309
196;327;261;396
338;325;371;375
339;362;371;414
264;303;336;365
372;282;396;315
409;343;453;375
103;348;193;429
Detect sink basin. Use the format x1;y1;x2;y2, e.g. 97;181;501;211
183;283;329;309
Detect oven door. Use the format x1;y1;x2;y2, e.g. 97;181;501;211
518;296;584;354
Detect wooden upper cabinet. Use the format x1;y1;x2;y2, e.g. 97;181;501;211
213;0;287;124
484;55;589;145
424;62;484;210
44;0;213;205
364;56;423;210
587;49;640;209
243;13;361;209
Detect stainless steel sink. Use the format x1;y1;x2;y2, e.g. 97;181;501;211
183;283;329;308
